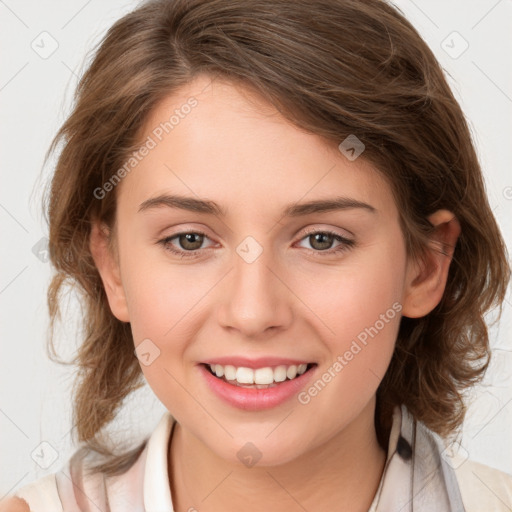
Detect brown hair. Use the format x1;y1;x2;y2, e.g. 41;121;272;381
43;0;510;475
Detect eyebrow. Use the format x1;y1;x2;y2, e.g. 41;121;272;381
138;194;377;217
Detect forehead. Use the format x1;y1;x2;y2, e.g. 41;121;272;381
116;75;397;220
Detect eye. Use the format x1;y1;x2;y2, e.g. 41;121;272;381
296;228;355;255
158;228;355;260
158;230;214;259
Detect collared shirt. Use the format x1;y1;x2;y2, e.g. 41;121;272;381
12;404;512;511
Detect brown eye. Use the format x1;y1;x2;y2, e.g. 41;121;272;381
158;230;213;259
296;229;355;256
308;232;335;251
177;233;205;251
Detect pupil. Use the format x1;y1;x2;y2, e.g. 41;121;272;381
181;233;202;250
312;233;332;250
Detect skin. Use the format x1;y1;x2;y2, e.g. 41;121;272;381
90;74;460;512
0;497;30;512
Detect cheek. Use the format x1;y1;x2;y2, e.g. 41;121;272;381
292;235;406;395
120;251;203;413
292;272;401;441
119;239;199;341
296;237;405;345
119;241;212;396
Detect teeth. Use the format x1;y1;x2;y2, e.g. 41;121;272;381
224;365;236;381
254;367;274;385
297;363;307;375
286;365;297;379
274;365;287;382
208;362;311;386
236;367;254;384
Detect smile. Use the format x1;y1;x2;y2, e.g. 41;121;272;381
199;361;317;410
206;363;312;388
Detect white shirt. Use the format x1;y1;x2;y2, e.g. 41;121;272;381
12;405;512;511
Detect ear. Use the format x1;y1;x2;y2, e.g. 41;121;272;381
401;210;461;318
89;219;130;322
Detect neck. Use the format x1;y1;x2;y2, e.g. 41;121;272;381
168;398;387;512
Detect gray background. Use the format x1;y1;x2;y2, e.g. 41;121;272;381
1;0;511;497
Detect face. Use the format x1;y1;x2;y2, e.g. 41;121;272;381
99;74;412;466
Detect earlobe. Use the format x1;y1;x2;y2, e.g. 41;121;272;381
89;220;130;322
401;210;461;318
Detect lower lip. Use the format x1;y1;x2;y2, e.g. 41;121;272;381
199;364;317;411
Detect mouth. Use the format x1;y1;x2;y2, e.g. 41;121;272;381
199;360;318;411
202;362;317;389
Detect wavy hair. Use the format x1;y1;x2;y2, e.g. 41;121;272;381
43;0;510;475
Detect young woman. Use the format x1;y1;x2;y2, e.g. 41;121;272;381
4;0;511;510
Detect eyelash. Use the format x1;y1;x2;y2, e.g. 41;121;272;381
158;228;355;260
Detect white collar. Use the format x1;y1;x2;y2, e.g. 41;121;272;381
140;404;465;512
143;412;175;512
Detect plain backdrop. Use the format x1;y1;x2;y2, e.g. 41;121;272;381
1;0;511;497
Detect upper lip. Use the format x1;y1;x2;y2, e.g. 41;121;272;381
201;356;315;369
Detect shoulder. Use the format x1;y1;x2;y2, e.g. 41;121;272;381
0;497;31;512
6;446;102;512
452;457;512;512
4;474;62;512
4;413;170;512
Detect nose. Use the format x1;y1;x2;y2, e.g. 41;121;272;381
217;242;294;338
